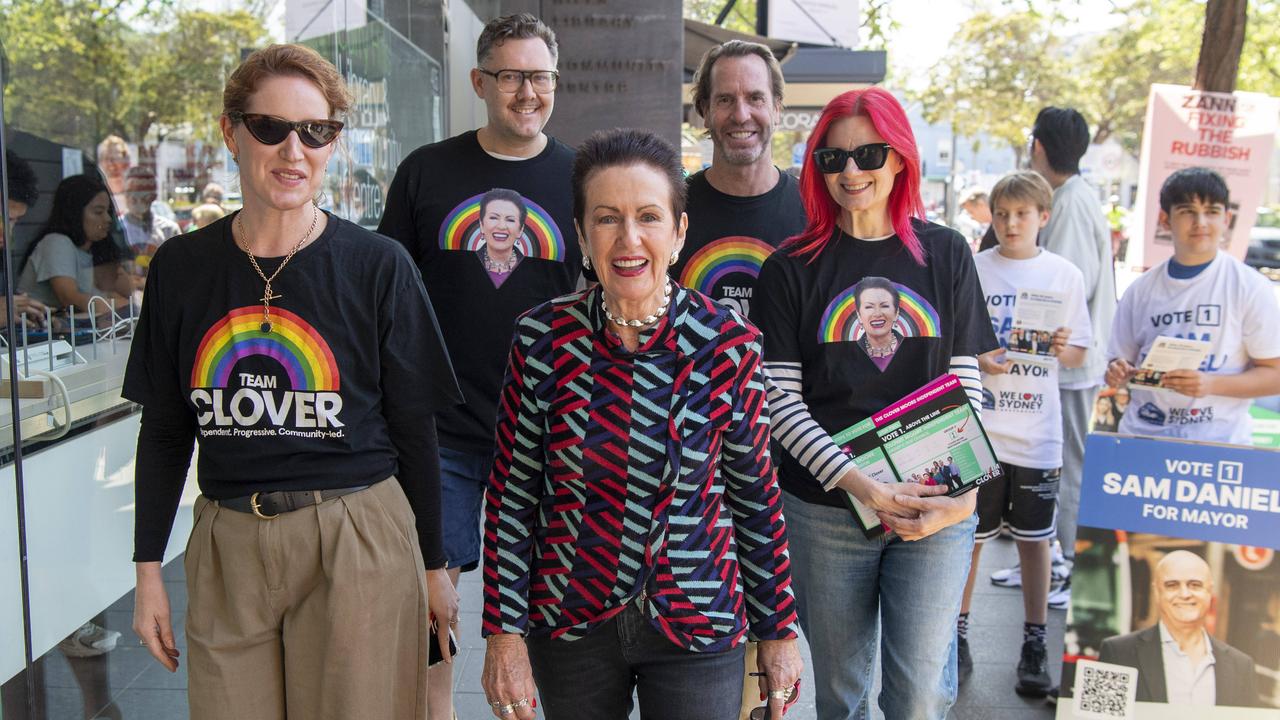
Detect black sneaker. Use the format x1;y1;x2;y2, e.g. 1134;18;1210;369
958;635;973;684
1015;639;1052;697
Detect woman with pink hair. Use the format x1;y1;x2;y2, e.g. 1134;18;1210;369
751;87;997;718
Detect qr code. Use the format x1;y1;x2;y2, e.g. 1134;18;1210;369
1072;660;1137;720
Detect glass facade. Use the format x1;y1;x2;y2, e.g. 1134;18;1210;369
0;1;447;716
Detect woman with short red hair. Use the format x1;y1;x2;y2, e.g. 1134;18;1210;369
751;87;998;719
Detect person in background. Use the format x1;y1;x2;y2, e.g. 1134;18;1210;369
191;182;227;229
1;149;49;326
17;174;132;313
956;187;990;253
97;135;132;212
121;166;180;283
125;43;463;719
751;87;997;720
992;107;1116;611
376;14;580;718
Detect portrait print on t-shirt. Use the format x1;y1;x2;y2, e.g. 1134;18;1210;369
818;276;942;372
677;235;775;317
188;305;346;439
436;188;567;289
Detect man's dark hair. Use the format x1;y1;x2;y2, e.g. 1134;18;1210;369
5;149;38;208
477;13;559;66
1159;167;1229;213
1032;107;1090;176
571;128;686;229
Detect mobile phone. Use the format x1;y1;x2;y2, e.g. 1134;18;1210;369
428;627;458;667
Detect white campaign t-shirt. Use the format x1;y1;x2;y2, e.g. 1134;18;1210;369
975;248;1093;468
1109;253;1280;445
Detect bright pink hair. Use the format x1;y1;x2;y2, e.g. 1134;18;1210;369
784;87;926;265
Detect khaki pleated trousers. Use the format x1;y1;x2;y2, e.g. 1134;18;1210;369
184;478;429;720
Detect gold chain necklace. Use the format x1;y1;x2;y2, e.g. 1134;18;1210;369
234;203;318;333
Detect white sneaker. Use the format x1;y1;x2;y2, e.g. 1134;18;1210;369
991;541;1071;588
57;622;120;658
1048;578;1072;610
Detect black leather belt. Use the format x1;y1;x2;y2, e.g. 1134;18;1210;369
220;484;372;519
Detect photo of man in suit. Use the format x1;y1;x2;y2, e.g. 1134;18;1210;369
1098;550;1261;707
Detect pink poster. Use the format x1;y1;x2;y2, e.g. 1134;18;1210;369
1132;84;1278;269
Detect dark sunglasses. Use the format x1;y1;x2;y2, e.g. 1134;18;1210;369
813;143;893;173
228;112;344;149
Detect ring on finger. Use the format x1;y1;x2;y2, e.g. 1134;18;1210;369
768;688;791;700
511;697;530;708
498;705;515;716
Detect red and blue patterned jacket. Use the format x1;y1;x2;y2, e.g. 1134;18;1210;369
481;285;798;652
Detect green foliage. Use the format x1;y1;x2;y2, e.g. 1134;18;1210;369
913;8;1077;163
0;1;268;154
683;0;894;49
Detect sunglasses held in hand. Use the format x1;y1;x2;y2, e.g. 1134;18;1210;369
812;143;894;173
228;112;345;148
748;673;801;719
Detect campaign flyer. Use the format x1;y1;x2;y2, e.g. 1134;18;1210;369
1008;288;1068;363
831;417;894;539
831;374;1004;536
1130;336;1212;389
1057;433;1280;719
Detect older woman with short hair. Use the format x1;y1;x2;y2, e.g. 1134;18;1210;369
480;128;802;720
125;43;462;719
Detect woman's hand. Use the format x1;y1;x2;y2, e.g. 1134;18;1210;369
482;634;538;720
835;467;950;519
876;488;977;541
756;638;804;718
426;568;459;663
133;562;180;671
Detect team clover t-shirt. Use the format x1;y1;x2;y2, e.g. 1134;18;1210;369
671;169;806;318
974;248;1092;469
122;213;462;550
1109;253;1280;444
378;131;580;454
752;220;999;507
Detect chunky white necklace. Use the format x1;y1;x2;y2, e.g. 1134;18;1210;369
603;280;672;328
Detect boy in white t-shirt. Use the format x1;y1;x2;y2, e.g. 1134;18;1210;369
1106;167;1280;444
961;171;1093;697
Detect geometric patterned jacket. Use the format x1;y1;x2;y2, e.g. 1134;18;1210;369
480;284;799;652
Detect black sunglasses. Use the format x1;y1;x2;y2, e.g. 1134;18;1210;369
813;143;894;173
228;112;344;149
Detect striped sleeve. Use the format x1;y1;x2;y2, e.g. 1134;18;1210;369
763;360;857;492
949;355;983;415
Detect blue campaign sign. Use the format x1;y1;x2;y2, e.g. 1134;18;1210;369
1080;433;1280;549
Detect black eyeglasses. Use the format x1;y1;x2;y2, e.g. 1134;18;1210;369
812;143;894;173
228;112;345;149
477;68;559;93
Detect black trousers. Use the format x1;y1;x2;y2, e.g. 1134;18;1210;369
526;602;746;720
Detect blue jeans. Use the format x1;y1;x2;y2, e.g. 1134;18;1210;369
526;602;745;720
439;446;493;571
783;491;977;720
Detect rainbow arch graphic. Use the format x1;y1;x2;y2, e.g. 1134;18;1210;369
818;282;941;344
191;306;340;391
437;192;565;261
678;236;775;296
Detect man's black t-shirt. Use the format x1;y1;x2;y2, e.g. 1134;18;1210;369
672;169;806;319
751;220;998;507
378;131;580;455
123;213;462;561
